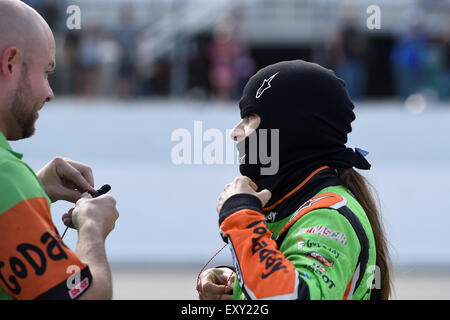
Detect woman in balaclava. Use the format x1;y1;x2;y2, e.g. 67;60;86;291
197;60;391;300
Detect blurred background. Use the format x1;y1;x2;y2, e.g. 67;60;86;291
23;0;450;102
10;0;450;299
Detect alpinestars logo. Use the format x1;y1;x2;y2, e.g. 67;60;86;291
256;72;279;99
288;195;333;223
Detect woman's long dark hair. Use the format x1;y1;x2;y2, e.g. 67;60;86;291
336;167;391;300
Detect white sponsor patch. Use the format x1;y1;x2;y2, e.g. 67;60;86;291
296;225;348;246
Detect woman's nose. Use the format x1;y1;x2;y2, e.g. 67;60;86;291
230;125;245;142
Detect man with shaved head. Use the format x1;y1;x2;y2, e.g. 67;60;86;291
0;0;119;300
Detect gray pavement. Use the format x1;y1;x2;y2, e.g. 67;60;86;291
111;267;450;300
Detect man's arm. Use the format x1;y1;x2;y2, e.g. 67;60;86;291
38;157;118;299
62;194;119;300
75;224;112;300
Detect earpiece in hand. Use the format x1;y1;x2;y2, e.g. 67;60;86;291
60;184;111;239
91;184;111;198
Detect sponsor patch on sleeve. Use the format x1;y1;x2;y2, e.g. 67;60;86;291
296;225;348;246
68;276;90;299
305;251;335;269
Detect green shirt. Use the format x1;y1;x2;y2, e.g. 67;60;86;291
0;132;91;300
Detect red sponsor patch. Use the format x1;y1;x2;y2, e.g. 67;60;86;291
68;277;89;299
306;251;335;268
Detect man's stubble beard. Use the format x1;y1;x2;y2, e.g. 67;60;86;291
11;64;39;139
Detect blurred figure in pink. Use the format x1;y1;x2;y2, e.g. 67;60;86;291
208;24;237;101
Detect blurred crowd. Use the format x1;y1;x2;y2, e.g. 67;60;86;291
26;0;449;102
328;18;449;101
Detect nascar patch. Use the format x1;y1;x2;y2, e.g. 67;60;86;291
296;225;348;246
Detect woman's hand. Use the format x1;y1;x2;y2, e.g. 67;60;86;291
197;267;235;300
216;176;271;213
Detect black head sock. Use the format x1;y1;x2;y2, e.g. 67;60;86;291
237;59;371;201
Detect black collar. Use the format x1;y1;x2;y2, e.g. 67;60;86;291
263;166;340;222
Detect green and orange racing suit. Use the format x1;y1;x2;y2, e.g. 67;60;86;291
218;166;378;300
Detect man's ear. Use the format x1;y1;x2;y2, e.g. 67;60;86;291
1;46;22;80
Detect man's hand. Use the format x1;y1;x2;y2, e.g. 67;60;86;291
62;192;119;239
37;157;96;203
197;267;235;300
216;176;272;213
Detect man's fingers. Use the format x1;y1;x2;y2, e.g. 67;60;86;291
57;161;96;194
62;217;74;228
58;186;97;203
77;192;93;202
64;158;95;188
62;214;71;227
62;208;75;228
57;188;83;203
